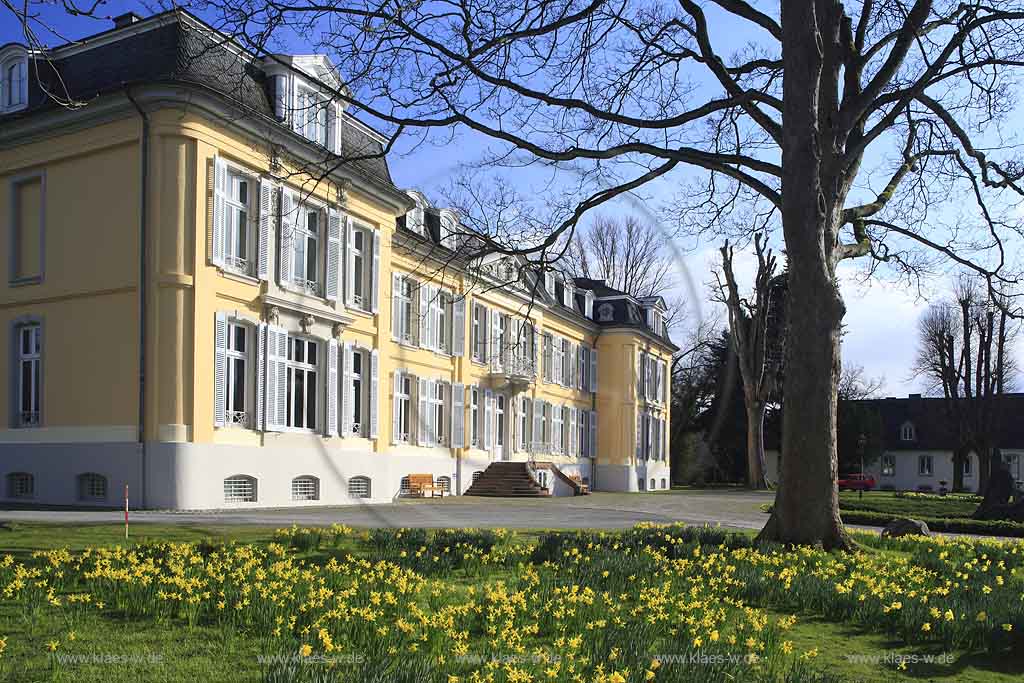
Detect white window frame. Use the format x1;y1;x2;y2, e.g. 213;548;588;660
348;475;371;499
296;84;329;147
291;475;320;501
349;348;368;437
471;304;487;362
394;276;415;345
901;422;916;442
351;226;368;309
962;456;973;477
429;380;448;446
918;454;933;476
285;336;319;431
0;54;27;113
225;321;252;428
292;202;323;295
15;322;41;428
223;167;256;275
552;405;563;454
881;454;895;477
470;386;480;447
395;373;412;443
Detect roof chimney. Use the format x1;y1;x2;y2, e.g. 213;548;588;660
113;12;142;29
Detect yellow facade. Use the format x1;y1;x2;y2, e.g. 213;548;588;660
0;13;673;506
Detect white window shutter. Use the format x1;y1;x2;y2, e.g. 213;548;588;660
427;379;437;447
418;377;429;446
370;230;380;314
532;326;540;377
533;399;543;451
326;338;339;436
325;208;342;302
369;349;379;438
257;178;274;280
418;284;429;348
278;189;294;285
212;156;228;267
327;101;339;153
483;389;494;450
255;322;267;430
341;342;354;436
344;216;355;307
265;326;288;431
213;313;228;427
589;410;597;459
637;352;645;400
391;371;402;444
590;347;598;392
579;410;588;457
391;274;403;341
452;298;466;356
569;407;577;456
451;383;465;448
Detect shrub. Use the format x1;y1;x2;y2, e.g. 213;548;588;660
841;510;1024;537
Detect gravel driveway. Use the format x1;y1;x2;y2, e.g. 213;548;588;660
0;489;776;530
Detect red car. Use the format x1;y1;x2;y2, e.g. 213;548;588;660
838;473;876;491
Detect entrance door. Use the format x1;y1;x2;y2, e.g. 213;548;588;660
495;394;507;460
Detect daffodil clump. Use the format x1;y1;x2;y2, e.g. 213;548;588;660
0;524;1019;682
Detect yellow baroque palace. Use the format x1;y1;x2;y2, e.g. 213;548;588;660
0;10;674;508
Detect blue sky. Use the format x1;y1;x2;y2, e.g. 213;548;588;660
3;1;1000;396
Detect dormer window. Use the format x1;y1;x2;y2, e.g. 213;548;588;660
583;290;595;318
900;421;916;442
405;191;427;236
0;48;28;113
295;84;330;148
439;209;459;249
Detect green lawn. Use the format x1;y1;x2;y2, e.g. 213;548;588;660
839;491;981;519
0;521;1020;682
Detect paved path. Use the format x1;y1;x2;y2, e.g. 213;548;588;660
0;490;776;530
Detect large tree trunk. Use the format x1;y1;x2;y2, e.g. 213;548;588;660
952;447;966;492
746;401;767;489
759;0;852;550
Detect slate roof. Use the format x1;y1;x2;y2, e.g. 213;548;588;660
573;277;674;347
2;11;394;185
852;393;1024;451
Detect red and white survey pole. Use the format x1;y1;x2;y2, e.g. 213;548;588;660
124;484;129;540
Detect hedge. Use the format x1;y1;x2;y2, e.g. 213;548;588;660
840;509;1024;538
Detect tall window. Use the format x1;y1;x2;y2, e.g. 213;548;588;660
962;456;973;477
1;57;26;112
395;373;412;442
286;337;318;430
519;397;529;452
881;454;895;476
296;86;328;147
352;229;365;307
293;206;320;294
16;323;41;427
226;322;249;427
352;350;364;436
470;387;480;447
435;291;452;353
394;276;414;344
552;405;563;454
430;381;447;445
918;454;933;476
496;394;506;449
472;304;487;361
224;170;253;274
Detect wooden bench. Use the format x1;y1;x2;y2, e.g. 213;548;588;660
569;474;590;495
407;473;445;498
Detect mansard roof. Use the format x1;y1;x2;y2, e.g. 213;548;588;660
0;10;393;185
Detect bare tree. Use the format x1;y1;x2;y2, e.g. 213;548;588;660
838;365;885;401
912;277;1018;493
19;0;1024;547
715;234;785;489
567;214;676;295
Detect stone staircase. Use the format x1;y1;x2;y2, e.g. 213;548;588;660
464;462;548;497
